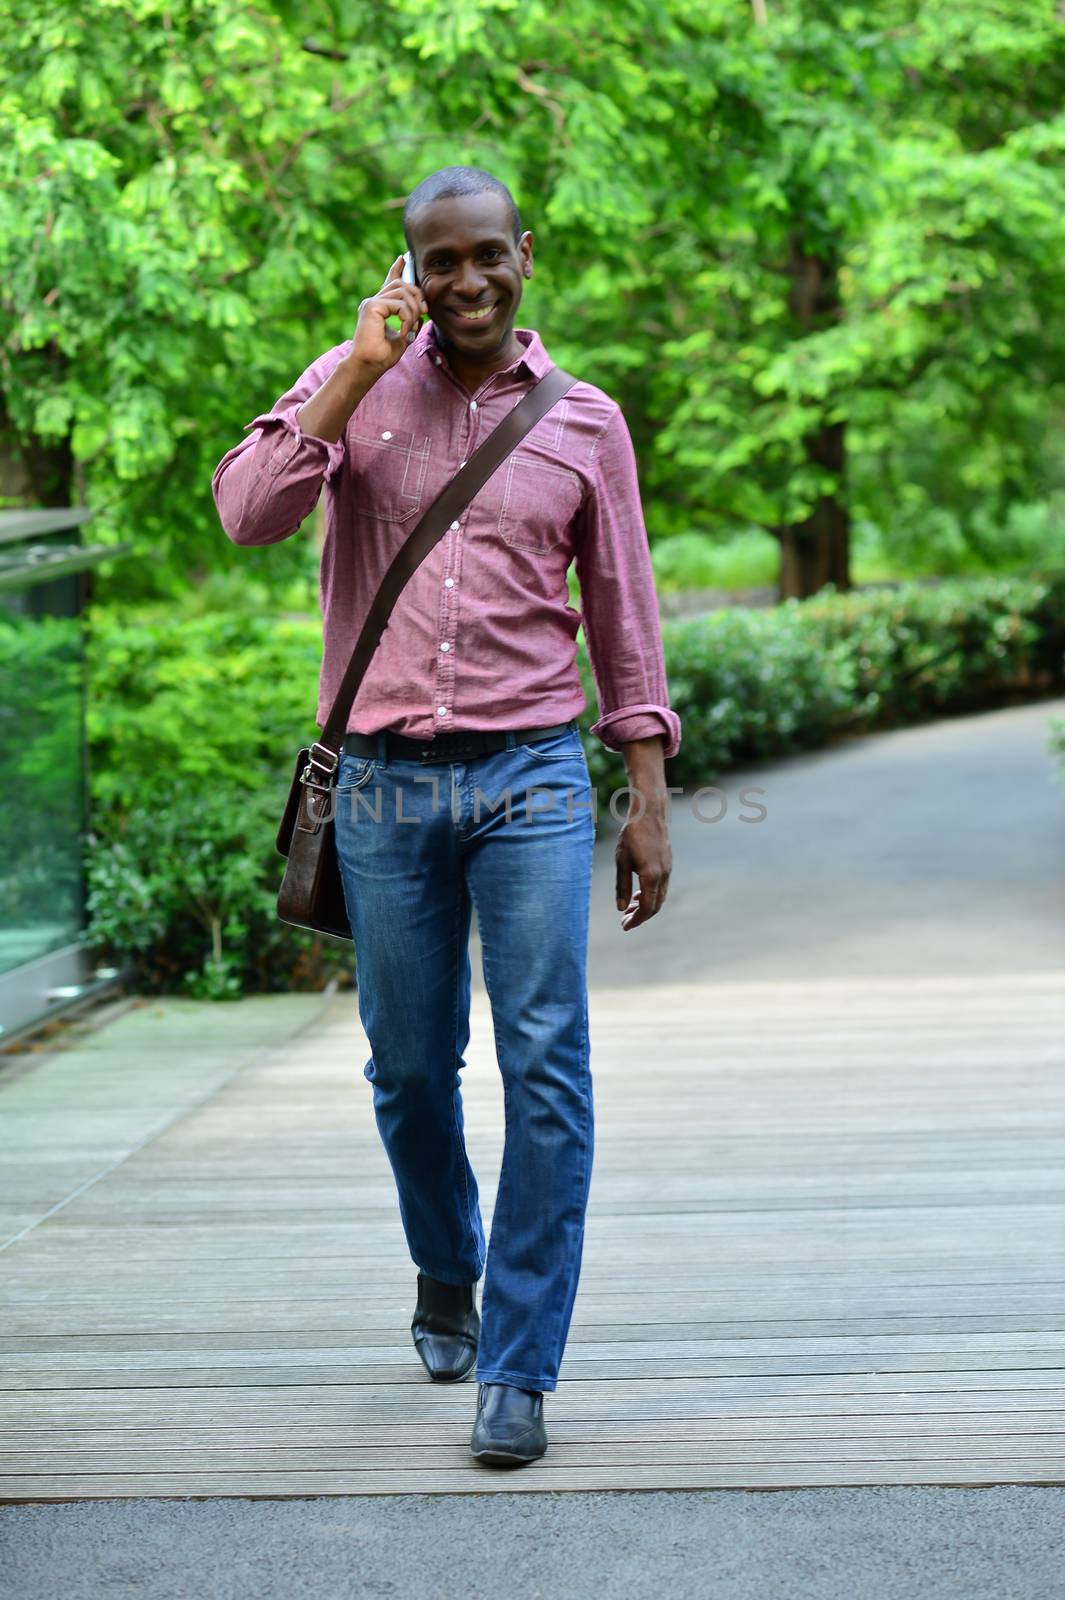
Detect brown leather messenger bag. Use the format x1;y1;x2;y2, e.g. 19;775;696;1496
276;363;578;941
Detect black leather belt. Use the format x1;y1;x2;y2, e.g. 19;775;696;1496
342;719;577;765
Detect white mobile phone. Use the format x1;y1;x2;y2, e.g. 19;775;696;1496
401;251;419;342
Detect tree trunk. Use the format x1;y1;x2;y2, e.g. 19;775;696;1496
777;237;850;601
0;400;74;508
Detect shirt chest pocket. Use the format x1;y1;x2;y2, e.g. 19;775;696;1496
496;453;584;554
350;427;432;524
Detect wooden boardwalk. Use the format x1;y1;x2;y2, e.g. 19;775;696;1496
1;971;1064;1499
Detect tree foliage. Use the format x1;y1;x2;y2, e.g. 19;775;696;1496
1;0;1063;596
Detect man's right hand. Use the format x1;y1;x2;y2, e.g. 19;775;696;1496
349;256;430;375
295;258;428;444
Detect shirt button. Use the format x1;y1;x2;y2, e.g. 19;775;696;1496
437;706;448;716
444;578;455;588
469;401;478;412
460;460;466;468
440;642;450;652
434;356;442;366
381;431;392;440
450;520;460;530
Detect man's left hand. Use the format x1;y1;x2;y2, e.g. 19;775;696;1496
615;735;673;931
616;797;672;929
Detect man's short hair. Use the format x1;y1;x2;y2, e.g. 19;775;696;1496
403;166;522;247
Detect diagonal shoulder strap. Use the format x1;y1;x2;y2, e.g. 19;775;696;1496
315;364;577;756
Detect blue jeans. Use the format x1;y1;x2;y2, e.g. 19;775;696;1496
333;719;595;1393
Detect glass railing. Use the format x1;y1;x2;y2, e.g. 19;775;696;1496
0;565;86;974
0;511;130;1030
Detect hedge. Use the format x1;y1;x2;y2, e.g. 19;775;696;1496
83;571;1065;996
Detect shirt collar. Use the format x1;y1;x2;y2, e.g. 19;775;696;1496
416;323;552;382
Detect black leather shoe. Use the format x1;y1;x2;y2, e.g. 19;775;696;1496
410;1273;480;1383
470;1382;547;1465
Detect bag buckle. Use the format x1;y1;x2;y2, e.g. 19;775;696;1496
300;741;339;791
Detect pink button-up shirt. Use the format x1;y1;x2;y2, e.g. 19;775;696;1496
211;323;681;760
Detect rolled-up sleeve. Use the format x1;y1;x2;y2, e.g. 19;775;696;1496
211;341;352;546
574;405;682;760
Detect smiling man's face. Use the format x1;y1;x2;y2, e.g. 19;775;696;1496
406;191;533;368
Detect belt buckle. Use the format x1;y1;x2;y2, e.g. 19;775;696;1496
419;734;481;764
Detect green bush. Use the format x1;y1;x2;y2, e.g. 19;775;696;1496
582;570;1065;794
86;571;1065;995
85;605;351;998
795;575;1057;724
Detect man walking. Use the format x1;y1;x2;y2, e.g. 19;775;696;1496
212;166;680;1466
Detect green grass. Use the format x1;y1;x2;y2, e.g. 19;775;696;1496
642;525;940;596
649;530;780;592
641;499;1065;597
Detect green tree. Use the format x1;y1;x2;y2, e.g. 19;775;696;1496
1;0;1062;599
0;0;406;588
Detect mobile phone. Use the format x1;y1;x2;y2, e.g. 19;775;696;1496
401;250;419;343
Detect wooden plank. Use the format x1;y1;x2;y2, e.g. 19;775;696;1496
7;1318;1065;1346
6;1376;1065;1431
11;1216;1063;1251
5;1311;1065;1342
6;1435;1065;1479
8;1411;1065;1450
6;1329;1065;1362
3;1460;1065;1498
4;1354;1065;1391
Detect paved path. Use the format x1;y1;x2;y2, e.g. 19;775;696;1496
581;695;1065;988
1;697;1063;1589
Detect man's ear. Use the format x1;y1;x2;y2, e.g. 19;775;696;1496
518;230;534;279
